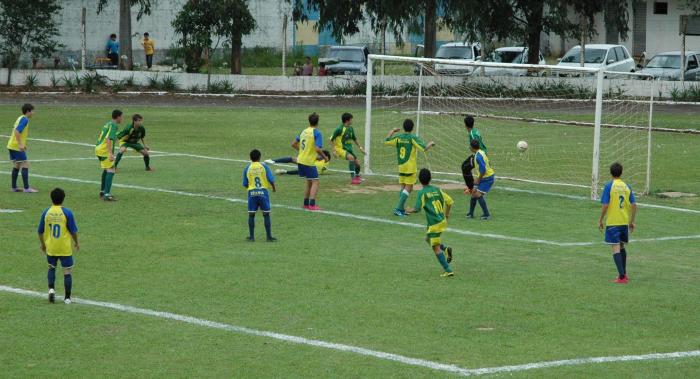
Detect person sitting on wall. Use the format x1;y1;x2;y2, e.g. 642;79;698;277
318;62;328;76
302;56;314;76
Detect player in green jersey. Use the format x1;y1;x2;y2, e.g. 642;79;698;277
406;168;455;277
95;110;122;201
330;113;365;184
114;114;153;171
464;115;486;153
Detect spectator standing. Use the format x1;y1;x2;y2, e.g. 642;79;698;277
141;32;155;70
318;62;328;76
106;34;119;66
302;56;314;76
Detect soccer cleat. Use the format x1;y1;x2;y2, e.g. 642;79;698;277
480;215;490;221
266;237;278;242
302;205;310;210
351;176;362;185
264;159;275;165
64;298;72;305
446;247;453;263
145;167;155;172
275;169;286;175
307;205;322;211
48;289;55;303
440;271;454;278
99;191;104;199
393;209;406;217
103;194;117;201
23;188;38;193
466;213;474;219
11;187;22;192
246;237;255;242
613;276;628;284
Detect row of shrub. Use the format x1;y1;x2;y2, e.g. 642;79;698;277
22;72;239;94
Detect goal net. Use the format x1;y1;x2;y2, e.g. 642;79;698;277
363;55;654;199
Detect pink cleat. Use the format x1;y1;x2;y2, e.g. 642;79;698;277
307;205;322;211
351;176;362;185
23;188;39;193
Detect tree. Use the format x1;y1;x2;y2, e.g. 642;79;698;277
97;0;155;70
0;0;63;85
215;0;256;74
172;0;219;77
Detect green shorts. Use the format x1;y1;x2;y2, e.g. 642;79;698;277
120;142;144;151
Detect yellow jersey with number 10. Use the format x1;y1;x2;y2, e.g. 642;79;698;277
38;205;78;257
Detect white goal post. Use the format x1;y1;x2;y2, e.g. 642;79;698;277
363;54;655;199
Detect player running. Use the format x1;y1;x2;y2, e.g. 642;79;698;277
243;149;276;242
467;139;494;220
114;114;153;171
95;110;122;201
598;162;637;284
384;119;435;216
7;103;38;193
406;168;455;277
265;151;331;176
292;113;329;211
330;112;365;184
38;188;80;304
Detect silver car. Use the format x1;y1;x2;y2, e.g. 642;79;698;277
482;47;546;76
557;44;636;73
323;46;370;75
638;51;700;81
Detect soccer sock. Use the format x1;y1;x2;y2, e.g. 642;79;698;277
143;155;150;169
263;213;272;239
440;244;447;251
104;172;115;194
348;161;356;178
613;253;625;279
114;152;123;168
436;251;453;272
11;167;19;188
47;267;56;289
100;170;107;192
355;164;361;176
304;198;310;207
64;274;72;299
469;198;477;215
275;157;294;163
397;190;409;211
309;199;316;207
248;214;255;239
21;168;29;189
477;197;490;216
621;248;627;272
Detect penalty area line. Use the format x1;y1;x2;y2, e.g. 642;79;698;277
1;285;698;377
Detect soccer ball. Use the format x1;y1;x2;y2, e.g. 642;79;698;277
517;140;528;152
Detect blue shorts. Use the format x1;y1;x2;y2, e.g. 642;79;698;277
477;176;495;194
605;225;629;244
8;149;27;162
297;163;319;180
47;255;74;268
248;190;271;212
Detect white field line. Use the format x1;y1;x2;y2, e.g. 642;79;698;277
3;171;699;246
0;154;173;164
2;284;699;376
0;209;23;213
4;135;700;215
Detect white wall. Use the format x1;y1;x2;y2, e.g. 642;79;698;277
644;0;700;57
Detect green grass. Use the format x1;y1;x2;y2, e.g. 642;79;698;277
1;104;698;377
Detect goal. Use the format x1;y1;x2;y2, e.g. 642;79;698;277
363;55;654;199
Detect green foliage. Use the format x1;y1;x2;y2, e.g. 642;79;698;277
97;0;154;20
208;80;236;93
159;75;180;91
187;84;202;93
80;72;109;93
146;74;160;89
62;74;81;92
670;85;700;102
49;74;61;88
23;73;38;88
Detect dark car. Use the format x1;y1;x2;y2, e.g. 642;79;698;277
322;46;370;75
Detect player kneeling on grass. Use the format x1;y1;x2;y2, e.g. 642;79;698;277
598;162;637;284
467;139;494;220
384;119;435;216
38;188;80;304
243;149;276;242
330;112;365;184
114;114;153;171
265;150;331;176
406;169;455;277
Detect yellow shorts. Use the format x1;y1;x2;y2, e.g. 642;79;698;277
399;173;416;185
426;220;448;246
97;156;114;169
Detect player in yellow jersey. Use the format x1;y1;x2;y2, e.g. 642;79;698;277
598;162;637;284
243;149;276;242
7;103;38;193
292;113;329;211
384;119;435;216
265;150;331;176
38;188;80;304
467;139;495;220
95;110;123;201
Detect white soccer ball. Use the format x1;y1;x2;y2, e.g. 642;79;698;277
517;140;528;152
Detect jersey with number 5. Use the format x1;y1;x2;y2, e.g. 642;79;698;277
38;205;78;256
384;133;427;174
296;127;323;166
601;178;636;226
243;162;275;191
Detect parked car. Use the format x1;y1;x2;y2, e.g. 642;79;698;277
321;46;370;75
482;47;546;76
557;44;636;73
433;42;481;75
638;51;700;80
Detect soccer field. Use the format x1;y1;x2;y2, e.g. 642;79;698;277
1;99;699;378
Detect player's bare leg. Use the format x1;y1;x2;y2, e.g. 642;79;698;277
308;180;321;211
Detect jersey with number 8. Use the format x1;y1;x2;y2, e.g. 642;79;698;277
243;162;274;191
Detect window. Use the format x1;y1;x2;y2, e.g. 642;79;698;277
615;47;626;61
619;47;630;59
606;48;618;64
688;55;699;70
654;2;668;15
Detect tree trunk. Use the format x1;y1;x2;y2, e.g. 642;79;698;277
118;0;133;70
231;34;242;74
526;1;544;64
424;0;437;58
